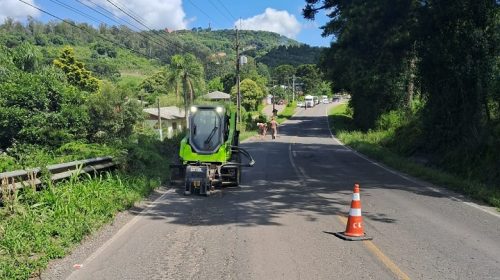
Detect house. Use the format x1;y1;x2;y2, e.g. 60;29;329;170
203;91;231;101
143;106;185;139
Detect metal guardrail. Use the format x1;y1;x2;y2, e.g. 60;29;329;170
0;156;116;192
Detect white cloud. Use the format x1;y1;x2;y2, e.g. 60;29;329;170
236;8;302;38
0;0;40;22
90;0;187;30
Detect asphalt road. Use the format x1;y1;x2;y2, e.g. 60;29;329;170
43;103;500;280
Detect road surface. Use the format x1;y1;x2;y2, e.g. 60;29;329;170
43;102;500;280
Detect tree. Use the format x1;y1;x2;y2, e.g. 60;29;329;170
207;76;224;92
303;0;419;130
12;42;40;73
295;64;322;95
221;73;236;94
270;86;286;102
140;69;170;104
87;82;143;142
0;54;89;148
167;53;205;104
231;78;264;111
273;64;295;85
418;0;498;151
53;46;100;92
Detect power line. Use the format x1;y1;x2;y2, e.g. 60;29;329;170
72;0;170;50
80;0;190;55
207;0;233;26
17;0;151;58
47;0;101;24
215;0;237;22
109;0;191;54
105;0;149;29
46;0;169;53
104;0;188;53
74;0;140;31
186;0;220;27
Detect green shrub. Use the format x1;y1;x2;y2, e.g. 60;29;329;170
4;144;55;170
0;153;19;172
56;142;125;161
124;134;171;182
376;110;404;131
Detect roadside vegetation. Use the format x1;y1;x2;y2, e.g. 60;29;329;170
0;174;157;279
306;1;499;207
329;104;500;209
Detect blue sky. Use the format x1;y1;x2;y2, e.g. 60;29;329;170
0;0;333;46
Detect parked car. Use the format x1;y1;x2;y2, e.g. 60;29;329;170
297;101;305;107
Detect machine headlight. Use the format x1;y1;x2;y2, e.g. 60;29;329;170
190;106;198;113
216;106;224;114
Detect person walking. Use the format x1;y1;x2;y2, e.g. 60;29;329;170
257;122;267;139
270;117;278;140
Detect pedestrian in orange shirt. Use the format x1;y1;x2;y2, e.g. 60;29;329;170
270;117;278;140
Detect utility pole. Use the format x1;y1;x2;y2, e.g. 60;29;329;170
292;75;296;102
236;27;241;124
157;98;163;141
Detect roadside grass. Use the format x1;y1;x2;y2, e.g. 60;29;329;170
328;104;500;209
0;134;174;279
277;102;297;124
240;129;258;141
0;173;158;280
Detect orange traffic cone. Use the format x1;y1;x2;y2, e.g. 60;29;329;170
334;183;373;241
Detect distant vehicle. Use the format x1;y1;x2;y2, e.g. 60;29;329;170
322;98;329;104
313;96;319;105
297;101;305;107
304;95;314;107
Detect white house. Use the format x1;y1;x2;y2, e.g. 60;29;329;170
143;106;185;139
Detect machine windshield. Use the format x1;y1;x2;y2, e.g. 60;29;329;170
190;109;223;153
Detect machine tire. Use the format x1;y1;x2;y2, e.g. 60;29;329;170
237;167;242;185
184;181;191;195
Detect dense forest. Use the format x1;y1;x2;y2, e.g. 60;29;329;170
304;0;499;184
257;45;324;67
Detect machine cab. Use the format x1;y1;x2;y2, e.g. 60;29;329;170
189;105;227;154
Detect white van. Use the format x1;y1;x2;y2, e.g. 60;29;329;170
304;95;314;108
321;95;329;104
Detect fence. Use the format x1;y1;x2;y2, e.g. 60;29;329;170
0;156;116;192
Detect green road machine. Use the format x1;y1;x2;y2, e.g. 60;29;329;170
170;105;255;196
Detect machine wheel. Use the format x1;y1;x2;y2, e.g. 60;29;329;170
235;166;241;186
227;166;241;187
184;181;192;195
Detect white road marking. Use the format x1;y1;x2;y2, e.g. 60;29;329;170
324;106;500;219
67;188;175;279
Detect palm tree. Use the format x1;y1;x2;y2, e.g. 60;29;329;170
168;54;205;105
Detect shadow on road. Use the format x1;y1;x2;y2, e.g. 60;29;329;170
126;126;446;228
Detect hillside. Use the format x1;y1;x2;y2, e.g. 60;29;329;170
257;45;325;67
0;20;320;77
